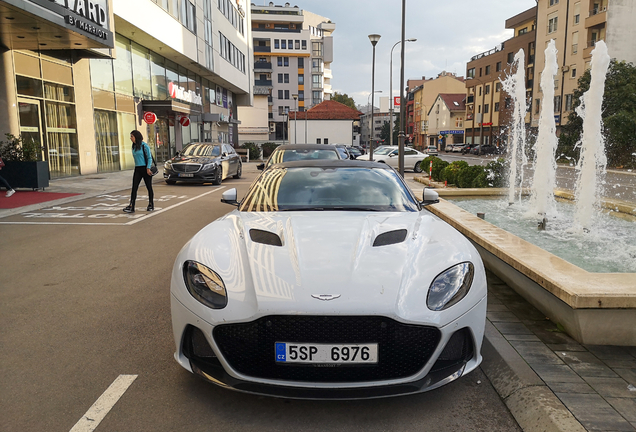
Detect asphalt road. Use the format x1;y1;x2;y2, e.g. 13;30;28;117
1;166;521;432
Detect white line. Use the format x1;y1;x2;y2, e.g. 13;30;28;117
69;374;137;432
125;186;225;225
0;221;128;226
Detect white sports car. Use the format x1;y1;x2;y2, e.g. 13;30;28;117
170;160;487;399
356;146;428;173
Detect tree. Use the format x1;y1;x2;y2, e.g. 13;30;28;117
558;60;636;168
332;92;357;110
379;113;401;144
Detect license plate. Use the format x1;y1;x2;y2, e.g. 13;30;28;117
178;173;194;177
275;342;378;364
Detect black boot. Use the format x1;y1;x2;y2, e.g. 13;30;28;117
123;205;135;213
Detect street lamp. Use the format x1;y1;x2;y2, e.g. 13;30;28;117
368;33;381;161
367;90;381;150
292;94;298;144
390;38;416;148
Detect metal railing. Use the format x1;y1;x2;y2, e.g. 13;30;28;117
470;43;505;61
589;6;607;16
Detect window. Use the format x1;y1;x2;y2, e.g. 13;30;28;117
484;84;490;95
573;1;580;24
298;57;304;68
316;138;321;144
284;73;289;83
312;91;322;104
312;74;322;88
277;57;282;67
298;90;304;101
535;98;540;114
467;68;475;78
285;90;290;99
549;0;559;5
548;14;558;34
565;94;573;111
484;104;489;114
571;67;577;78
278;90;283;99
302;40;307;50
312;42;323;57
485;65;491;75
479;68;482;77
324;138;328;144
478;105;481;114
554;95;561;112
274;39;279;49
455;117;463;128
494;102;500;112
295;40;300;50
495;82;501;92
507;52;514;64
288;40;293;50
298;75;304;84
496;62;501;72
278;73;283;83
505;97;512;109
518;27;528;36
478;87;482;96
572;31;579;54
281;40;286;49
279;106;284;115
284;57;289;67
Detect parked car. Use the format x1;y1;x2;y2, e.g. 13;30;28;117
470;144;497;155
462;144;478;155
335;146;352;160
258;144;343;170
170;159;487;399
357;145;428;172
163;143;241;185
451;144;468;153
426;145;439;156
345;146;363;159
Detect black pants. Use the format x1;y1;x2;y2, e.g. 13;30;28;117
0;174;11;191
129;166;154;209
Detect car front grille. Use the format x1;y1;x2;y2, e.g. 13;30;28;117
213;315;441;383
171;163;201;173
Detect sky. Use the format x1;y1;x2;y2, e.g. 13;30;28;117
285;0;537;107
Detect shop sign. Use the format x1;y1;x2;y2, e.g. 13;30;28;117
440;130;464;134
394;97;400;107
143;112;157;124
168;82;202;105
35;0;111;41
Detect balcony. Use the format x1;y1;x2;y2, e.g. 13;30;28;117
254;61;272;72
254;46;271;53
583;39;602;59
586;7;607;28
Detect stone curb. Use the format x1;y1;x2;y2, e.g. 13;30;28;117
481;321;587;432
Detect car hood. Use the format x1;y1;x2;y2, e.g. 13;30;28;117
356;154;389;161
170;155;220;164
173;210;486;326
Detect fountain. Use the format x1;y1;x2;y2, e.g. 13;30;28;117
419;41;636;345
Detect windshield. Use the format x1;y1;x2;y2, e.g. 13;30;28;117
240;166;420;212
266;148;339;167
181;144;221;157
374;147;397;155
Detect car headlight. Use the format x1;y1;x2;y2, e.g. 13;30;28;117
164;161;172;169
183;260;227;309
202;162;217;171
427;262;474;311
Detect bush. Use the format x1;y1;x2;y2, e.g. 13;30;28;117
483;158;507;188
0;133;43;162
440;160;469;185
261;142;280;158
420;156;449;181
239;142;261;161
457;165;486;188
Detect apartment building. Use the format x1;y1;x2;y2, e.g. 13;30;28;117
238;2;335;144
532;0;636;128
464;7;536;147
427;94;467;149
0;0;251;177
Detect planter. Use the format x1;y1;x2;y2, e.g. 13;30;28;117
2;161;50;190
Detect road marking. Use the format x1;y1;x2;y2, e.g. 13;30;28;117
69;374;137;432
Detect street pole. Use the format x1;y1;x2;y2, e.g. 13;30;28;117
398;0;406;176
292;94;298;144
368;34;381;162
390;38;416;148
305;109;307;143
366;91;381;151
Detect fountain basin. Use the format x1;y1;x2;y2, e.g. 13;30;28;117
423;189;636;346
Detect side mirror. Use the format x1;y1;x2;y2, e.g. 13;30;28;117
389;153;396;157
349;154;356;160
222;152;228;157
221;188;239;206
257;163;265;171
422;188;439;206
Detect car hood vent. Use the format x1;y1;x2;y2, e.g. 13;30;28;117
373;229;408;247
249;229;283;247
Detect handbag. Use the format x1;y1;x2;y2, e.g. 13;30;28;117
143;144;159;176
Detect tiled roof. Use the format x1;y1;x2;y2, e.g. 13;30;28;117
439;93;466;111
290;100;363;120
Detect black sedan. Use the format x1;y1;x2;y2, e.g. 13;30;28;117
163;143;242;185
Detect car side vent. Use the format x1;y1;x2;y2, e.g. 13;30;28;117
249;229;283;247
373;229;408;247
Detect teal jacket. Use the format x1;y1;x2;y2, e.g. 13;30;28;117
132;142;153;168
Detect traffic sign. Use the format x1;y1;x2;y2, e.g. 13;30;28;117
143;112;157;124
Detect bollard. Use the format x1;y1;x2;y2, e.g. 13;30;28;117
477;212;485;219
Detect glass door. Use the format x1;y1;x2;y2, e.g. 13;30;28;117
17;98;44;161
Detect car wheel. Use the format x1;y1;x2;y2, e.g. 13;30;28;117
233;162;242;179
212;166;222;186
414;161;423;173
166;180;176;185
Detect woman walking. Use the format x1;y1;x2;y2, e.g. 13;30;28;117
124;130;154;213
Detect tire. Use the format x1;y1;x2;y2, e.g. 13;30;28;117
212;166;222;185
414;161;423;173
233;162;242;179
165;180;176;185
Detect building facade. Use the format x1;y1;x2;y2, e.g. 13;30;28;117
464;7;536;147
531;0;636;129
288;100;361;146
427;94;466;150
239;2;334;144
0;0;251;178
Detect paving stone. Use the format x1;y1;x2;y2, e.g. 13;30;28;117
529;325;577;345
531;363;586;383
548;381;596;394
507;304;548;322
556;393;635;431
583;376;636;399
504;334;542;342
487;311;521;322
510;341;565;365
492;321;533;335
607;398;636;423
586;345;636;361
547;343;588;352
605;359;636;369
486;303;509;312
561;351;620;378
487;296;503;305
615;369;636;387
